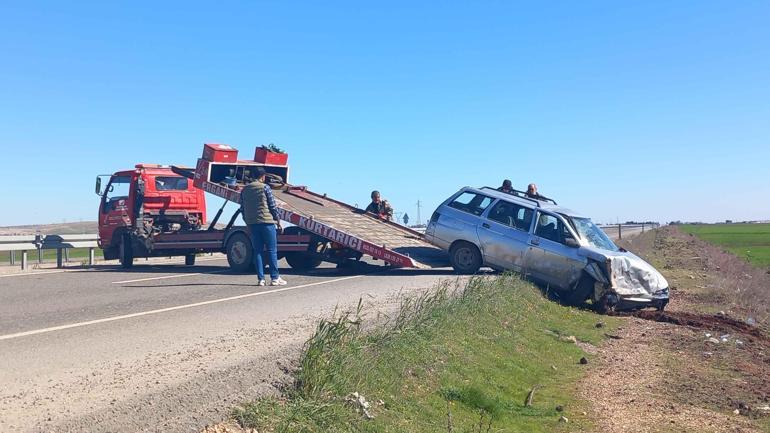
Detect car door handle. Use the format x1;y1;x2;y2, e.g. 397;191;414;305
481;223;491;229
529;238;540;246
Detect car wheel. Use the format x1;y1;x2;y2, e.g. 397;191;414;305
595;292;619;314
226;231;254;272
450;241;482;274
564;275;594;305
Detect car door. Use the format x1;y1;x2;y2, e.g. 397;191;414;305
477;200;534;271
524;211;585;289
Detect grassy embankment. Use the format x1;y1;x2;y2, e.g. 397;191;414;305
233;275;618;433
680;223;770;267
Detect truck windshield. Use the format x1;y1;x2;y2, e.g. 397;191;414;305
568;217;618;251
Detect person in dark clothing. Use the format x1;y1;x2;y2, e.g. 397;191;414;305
241;167;286;287
497;179;513;193
365;190;394;221
527;183;544;199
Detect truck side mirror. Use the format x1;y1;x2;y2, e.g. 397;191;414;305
95;177;102;195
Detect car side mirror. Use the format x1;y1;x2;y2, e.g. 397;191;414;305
95;177;102;195
564;237;580;248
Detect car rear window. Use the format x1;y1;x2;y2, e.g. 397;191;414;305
448;192;494;216
155;176;189;191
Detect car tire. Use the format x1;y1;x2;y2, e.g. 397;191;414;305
564;275;594;305
120;233;134;269
450;241;482;274
226;231;254;272
185;254;196;266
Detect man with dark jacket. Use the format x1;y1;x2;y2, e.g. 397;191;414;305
365;190;394;221
241;167;286;286
497;179;513;193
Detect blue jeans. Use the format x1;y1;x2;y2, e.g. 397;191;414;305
248;223;279;280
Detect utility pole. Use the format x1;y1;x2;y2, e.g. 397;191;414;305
416;200;422;225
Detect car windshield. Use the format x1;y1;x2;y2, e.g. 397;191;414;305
568;216;618;251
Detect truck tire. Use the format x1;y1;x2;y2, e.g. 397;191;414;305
282;226;323;271
449;241;482;274
185;254;196;266
226;231;254;272
120;233;134;269
285;252;323;270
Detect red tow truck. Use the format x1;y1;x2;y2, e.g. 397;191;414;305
95;144;445;271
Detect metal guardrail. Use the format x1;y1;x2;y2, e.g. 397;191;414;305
0;235;39;270
599;223;660;240
1;234;98;270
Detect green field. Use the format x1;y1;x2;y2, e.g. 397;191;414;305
679;223;770;267
0;247;102;265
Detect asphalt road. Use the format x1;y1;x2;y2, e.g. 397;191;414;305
0;258;461;433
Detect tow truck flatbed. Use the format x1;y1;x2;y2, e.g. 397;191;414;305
181;150;448;269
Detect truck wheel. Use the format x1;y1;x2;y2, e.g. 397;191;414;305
185;254;196;266
285;252;323;270
282;226;323;271
120;233;134;269
226;232;254;272
449;241;482;274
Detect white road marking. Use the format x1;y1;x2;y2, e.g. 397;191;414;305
0;270;69;278
0;275;365;342
0;257;229;280
112;269;230;284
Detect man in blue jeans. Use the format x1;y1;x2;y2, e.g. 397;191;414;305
240;167;287;286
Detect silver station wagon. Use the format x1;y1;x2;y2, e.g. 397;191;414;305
425;186;669;312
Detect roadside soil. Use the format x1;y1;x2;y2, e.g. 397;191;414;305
578;227;770;433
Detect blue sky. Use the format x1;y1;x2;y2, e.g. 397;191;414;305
1;1;769;226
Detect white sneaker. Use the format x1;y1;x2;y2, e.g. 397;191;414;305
257;279;266;286
270;277;287;286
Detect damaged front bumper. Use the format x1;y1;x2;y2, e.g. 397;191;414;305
583;249;670;311
614;287;669;311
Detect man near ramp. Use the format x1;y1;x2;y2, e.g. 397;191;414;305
241;167;287;287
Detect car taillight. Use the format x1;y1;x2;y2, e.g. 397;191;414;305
430;211;441;223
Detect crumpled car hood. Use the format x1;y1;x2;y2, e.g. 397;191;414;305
579;246;669;296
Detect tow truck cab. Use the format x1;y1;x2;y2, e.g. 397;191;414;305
96;164;206;260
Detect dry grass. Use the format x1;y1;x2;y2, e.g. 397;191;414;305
619;226;770;325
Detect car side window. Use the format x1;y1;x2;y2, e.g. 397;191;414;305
448;192;494;216
487;201;534;231
535;213;565;244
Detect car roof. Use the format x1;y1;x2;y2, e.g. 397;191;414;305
461;186;588;218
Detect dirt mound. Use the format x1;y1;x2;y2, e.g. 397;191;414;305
631;310;769;342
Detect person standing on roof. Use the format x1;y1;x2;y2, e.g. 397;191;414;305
241;167;287;287
498;179;513;193
365;190;394;221
526;183;553;202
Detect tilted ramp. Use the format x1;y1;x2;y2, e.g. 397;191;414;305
273;187;448;268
